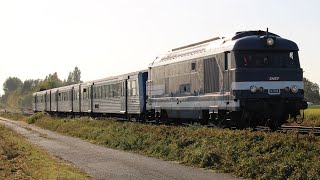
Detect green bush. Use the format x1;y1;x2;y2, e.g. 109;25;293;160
27;112;46;124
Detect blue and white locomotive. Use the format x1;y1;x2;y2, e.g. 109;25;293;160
33;30;307;128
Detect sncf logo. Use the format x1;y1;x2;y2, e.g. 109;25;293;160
269;77;280;81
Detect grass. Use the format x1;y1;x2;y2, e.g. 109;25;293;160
287;106;320;127
1;112;319;179
0;123;89;179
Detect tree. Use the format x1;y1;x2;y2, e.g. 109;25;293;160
66;66;82;85
304;78;320;103
38;72;63;90
3;77;23;93
21;79;40;94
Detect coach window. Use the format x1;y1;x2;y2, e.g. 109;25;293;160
191;62;196;71
104;85;107;98
120;83;123;97
101;86;104;98
93;87;96;99
132;80;137;96
97;86;100;99
106;85;109;98
83;88;87;99
74;90;77;100
105;86;108;98
113;84;116;97
113;83;119;97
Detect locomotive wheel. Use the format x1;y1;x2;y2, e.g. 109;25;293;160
236;110;250;129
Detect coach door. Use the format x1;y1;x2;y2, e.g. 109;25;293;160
89;85;93;112
120;80;127;114
44;92;47;111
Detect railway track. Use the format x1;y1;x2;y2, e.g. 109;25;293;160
256;125;320;135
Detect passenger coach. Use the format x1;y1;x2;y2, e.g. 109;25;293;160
33;70;148;119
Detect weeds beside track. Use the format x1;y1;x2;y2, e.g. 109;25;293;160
1;112;319;179
0;122;89;179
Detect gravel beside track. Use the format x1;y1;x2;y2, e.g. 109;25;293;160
0;117;239;180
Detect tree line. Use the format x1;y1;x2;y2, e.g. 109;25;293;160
0;67;82;110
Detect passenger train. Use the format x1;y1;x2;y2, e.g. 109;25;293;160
33;30;308;129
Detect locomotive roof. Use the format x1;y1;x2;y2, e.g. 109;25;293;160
150;30;299;68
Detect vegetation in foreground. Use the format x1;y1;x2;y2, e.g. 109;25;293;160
0;123;89;179
1;112;319;180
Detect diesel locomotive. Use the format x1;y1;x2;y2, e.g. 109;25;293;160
33;30;308;129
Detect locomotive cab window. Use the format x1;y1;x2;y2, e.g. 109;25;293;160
191;62;196;71
235;51;300;68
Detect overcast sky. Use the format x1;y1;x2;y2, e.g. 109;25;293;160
0;0;319;95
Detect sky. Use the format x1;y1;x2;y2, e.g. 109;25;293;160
0;0;320;95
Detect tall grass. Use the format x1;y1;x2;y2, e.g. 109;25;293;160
0;124;89;179
17;113;320;180
288;107;320;126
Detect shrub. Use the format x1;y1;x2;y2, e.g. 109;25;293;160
27;112;46;124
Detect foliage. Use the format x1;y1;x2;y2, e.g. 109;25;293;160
6;112;318;180
38;72;63;90
0;124;89;179
27;111;46;124
0;67;82;109
304;77;320;103
65;66;82;85
3;77;23;93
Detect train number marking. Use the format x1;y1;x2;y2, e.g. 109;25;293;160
269;77;280;81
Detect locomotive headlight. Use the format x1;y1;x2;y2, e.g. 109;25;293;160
250;85;258;93
285;87;290;92
290;85;299;93
267;38;274;46
259;87;264;92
